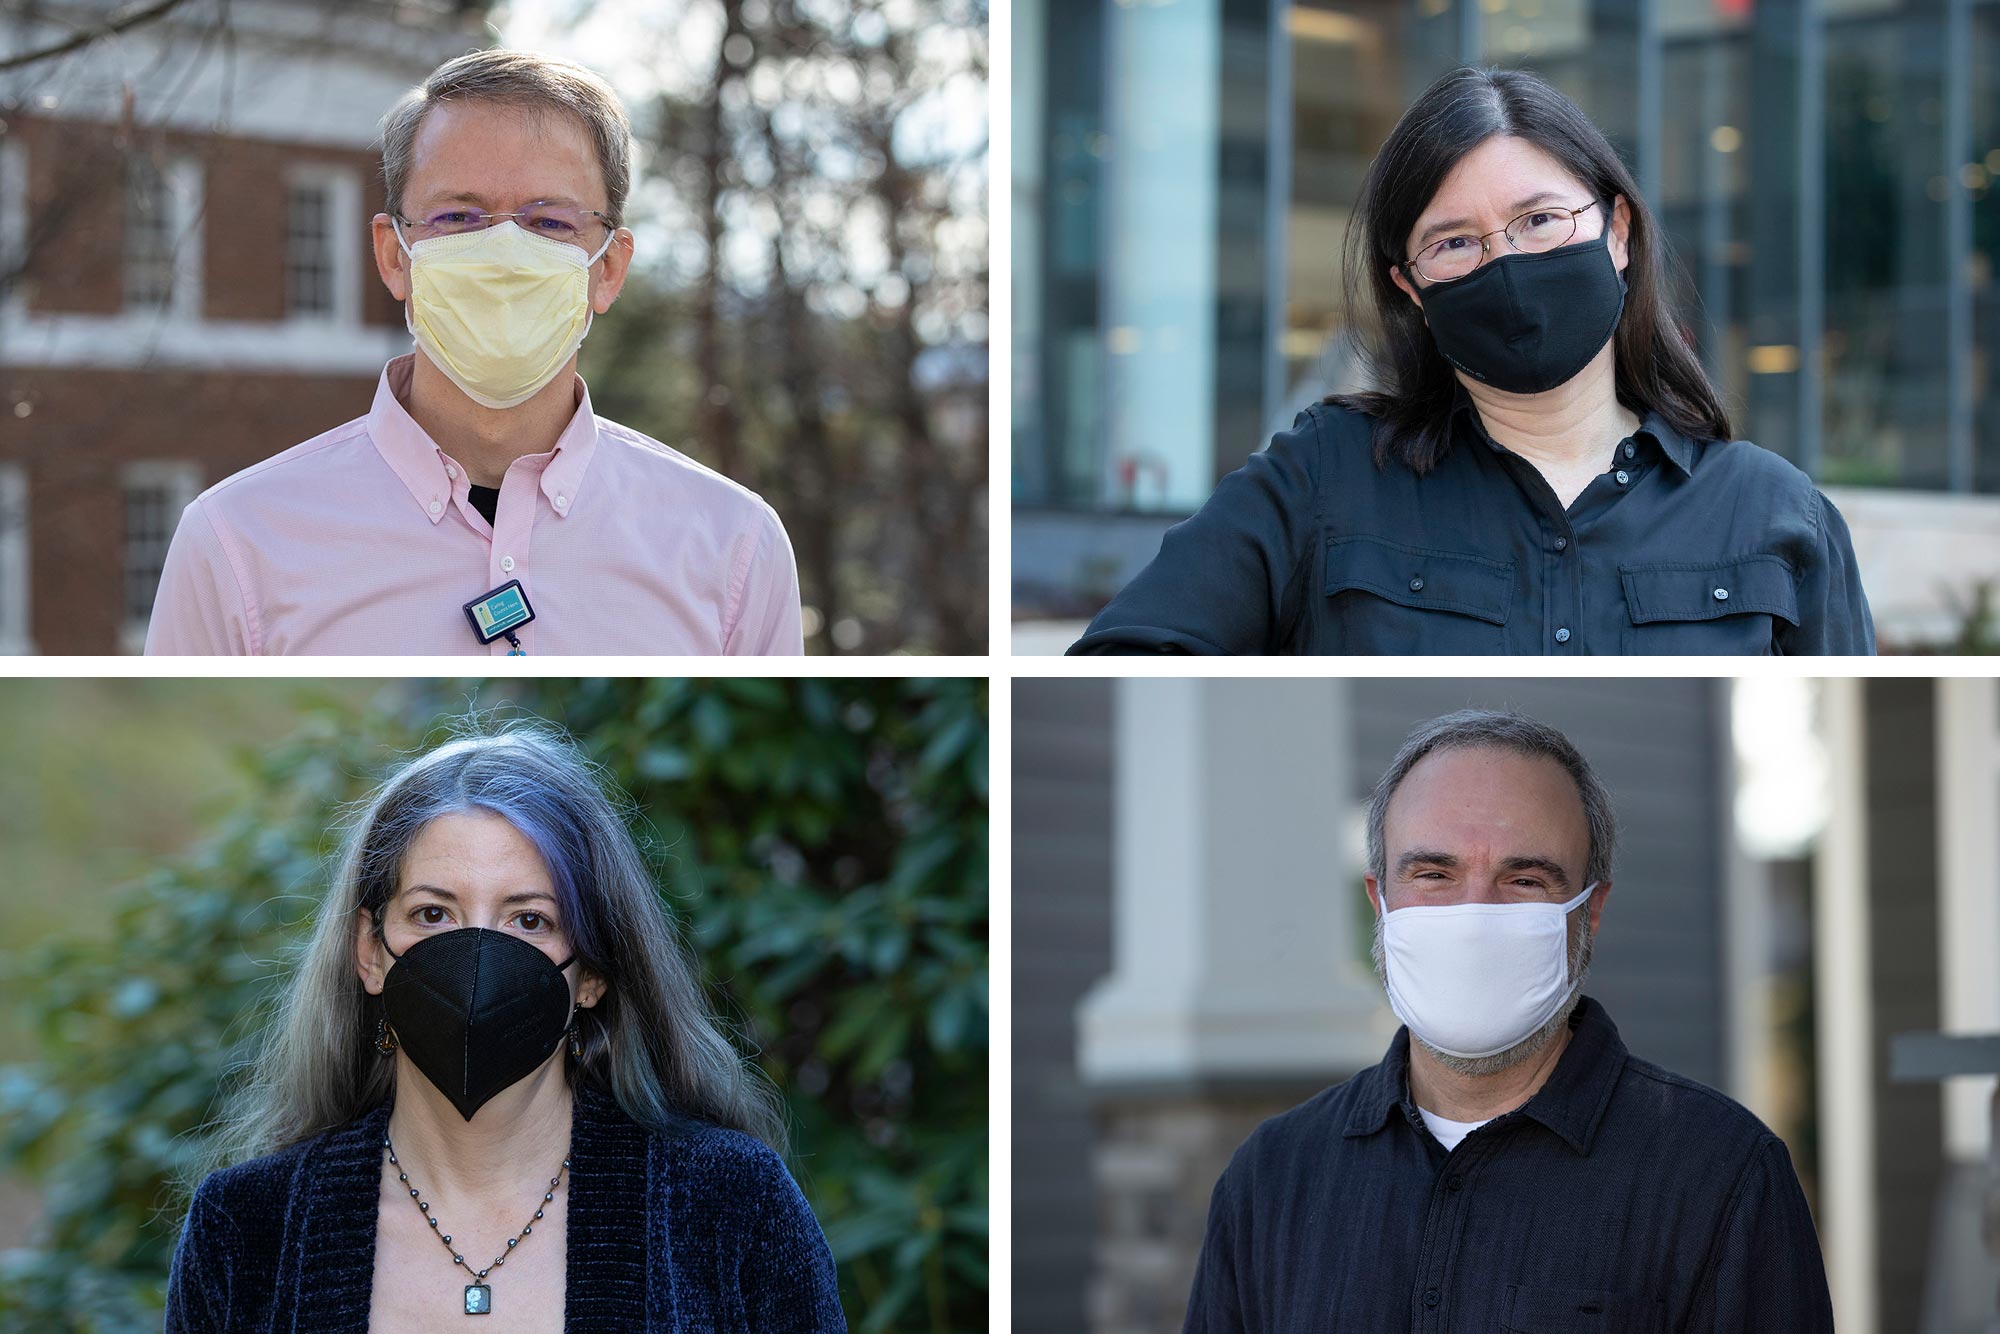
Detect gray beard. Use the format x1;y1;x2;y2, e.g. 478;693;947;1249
1372;909;1594;1077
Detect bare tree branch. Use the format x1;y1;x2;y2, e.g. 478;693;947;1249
0;0;194;73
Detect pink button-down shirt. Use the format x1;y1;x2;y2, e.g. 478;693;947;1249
146;357;803;655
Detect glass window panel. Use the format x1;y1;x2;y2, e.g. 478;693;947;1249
1286;0;1413;408
1100;0;1220;509
1972;3;1999;491
286;181;335;317
1822;12;1955;488
125;157;172;309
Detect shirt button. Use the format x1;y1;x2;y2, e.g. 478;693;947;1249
1615;469;1630;485
1555;627;1571;644
1424;1289;1440;1309
446;465;458;479
1446;1174;1463;1192
1623;441;1636;459
427;499;443;516
1713;587;1729;601
501;555;516;573
1409;576;1425;592
554;494;569;511
1554;536;1568;552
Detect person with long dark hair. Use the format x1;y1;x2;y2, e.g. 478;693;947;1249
165;728;845;1332
1070;66;1874;656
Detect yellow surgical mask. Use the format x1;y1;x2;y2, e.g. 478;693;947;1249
396;220;615;410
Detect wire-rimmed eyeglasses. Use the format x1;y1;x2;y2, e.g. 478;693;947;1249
1402;199;1602;285
393;201;616;250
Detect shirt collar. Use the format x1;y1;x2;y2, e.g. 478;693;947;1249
1448;380;1700;479
1342;994;1628;1157
368;353;602;525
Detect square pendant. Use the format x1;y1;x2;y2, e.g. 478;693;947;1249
464;1284;491;1315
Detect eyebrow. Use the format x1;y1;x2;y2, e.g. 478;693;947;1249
1417;191;1567;248
401;885;559;909
1394;850;1572;890
414;192;586;211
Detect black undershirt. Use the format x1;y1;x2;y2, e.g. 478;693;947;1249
467;484;500;526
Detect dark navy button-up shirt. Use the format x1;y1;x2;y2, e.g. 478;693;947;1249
1070;390;1875;656
1183;998;1835;1334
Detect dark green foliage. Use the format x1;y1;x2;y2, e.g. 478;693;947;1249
0;679;988;1332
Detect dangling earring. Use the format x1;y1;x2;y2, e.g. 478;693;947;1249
375;1017;398;1054
567;1006;583;1060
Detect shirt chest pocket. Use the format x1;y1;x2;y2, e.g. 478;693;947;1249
1323;536;1514;654
1619;555;1799;655
1502;1284;1666;1334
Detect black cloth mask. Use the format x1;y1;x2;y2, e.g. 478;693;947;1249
1417;226;1627;394
380;927;578;1121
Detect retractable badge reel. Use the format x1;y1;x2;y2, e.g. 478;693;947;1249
463;580;536;655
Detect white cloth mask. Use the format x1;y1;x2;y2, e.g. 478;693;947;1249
397;220;614;410
1380;883;1596;1059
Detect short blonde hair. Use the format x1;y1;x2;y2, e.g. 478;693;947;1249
381;48;633;227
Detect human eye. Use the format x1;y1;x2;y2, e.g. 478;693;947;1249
413;904;451;926
515;910;554;933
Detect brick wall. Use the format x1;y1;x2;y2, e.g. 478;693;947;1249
2;115;408;652
0;366;378;652
11;115;399;327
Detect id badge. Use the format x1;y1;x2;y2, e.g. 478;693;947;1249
463;580;535;653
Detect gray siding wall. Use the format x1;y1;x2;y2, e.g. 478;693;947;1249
1013;679;1115;1334
1863;679;1943;1332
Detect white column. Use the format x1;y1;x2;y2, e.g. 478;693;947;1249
1814;677;1877;1334
1077;678;1393;1086
1935;677;2000;1163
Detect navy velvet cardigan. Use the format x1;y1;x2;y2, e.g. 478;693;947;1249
165;1080;846;1332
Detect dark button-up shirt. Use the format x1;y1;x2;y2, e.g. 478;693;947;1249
1071;390;1874;655
1183;997;1834;1334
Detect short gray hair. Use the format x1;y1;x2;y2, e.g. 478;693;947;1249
381;48;634;227
1366;709;1618;889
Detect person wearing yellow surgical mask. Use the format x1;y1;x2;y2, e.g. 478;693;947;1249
145;49;805;656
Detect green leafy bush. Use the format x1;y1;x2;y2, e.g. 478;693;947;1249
0;678;988;1332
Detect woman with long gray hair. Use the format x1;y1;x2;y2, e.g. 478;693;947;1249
165;728;845;1332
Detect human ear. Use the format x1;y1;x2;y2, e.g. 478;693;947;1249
371;214;411;302
1584;880;1612;935
1390;263;1424;313
589;228;635;315
355;907;390;996
1608;195;1632;274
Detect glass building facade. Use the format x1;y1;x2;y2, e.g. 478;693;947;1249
1012;0;2000;628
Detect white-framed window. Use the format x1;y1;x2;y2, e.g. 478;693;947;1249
124;154;204;316
284;164;361;324
120;461;200;653
0;466;30;655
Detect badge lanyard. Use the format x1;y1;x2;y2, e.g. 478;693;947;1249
463;579;536;655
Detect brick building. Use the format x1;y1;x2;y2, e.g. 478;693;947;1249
0;0;483;653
